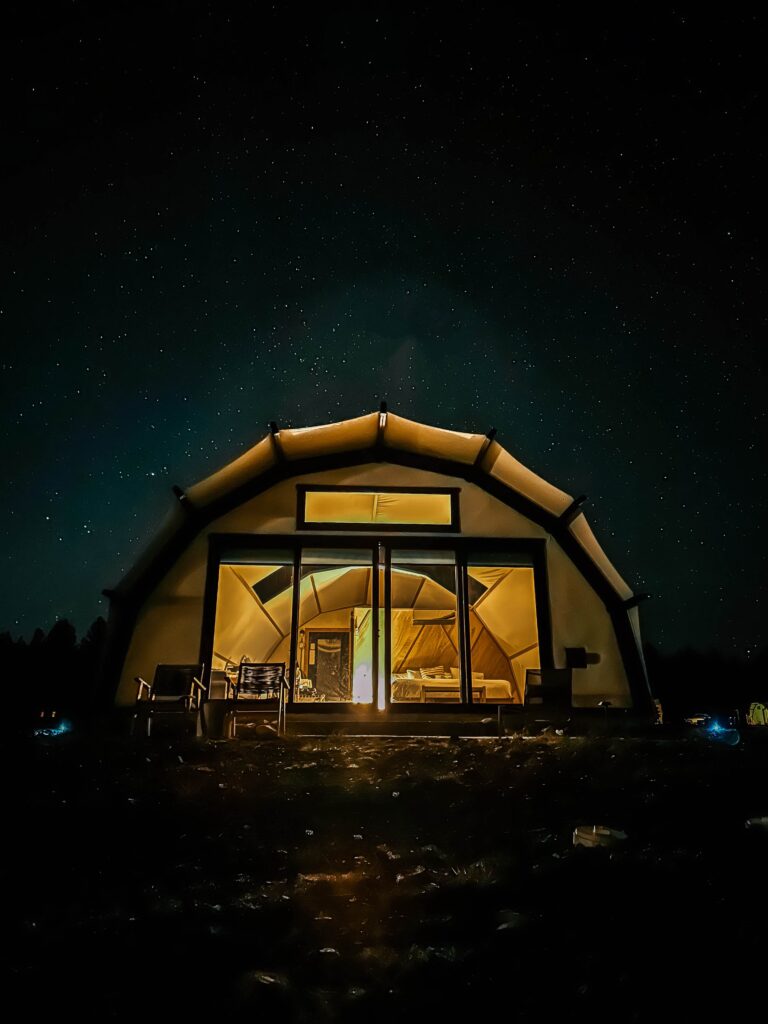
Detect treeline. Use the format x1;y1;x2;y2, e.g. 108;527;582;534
0;617;107;725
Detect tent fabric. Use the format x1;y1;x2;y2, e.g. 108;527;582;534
192;412;565;516
279;413;380;460
568;514;633;601
120;410;636;608
187;436;277;509
370;490;451;525
382;413;485;464
481;441;573;517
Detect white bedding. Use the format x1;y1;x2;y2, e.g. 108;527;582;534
390;677;516;702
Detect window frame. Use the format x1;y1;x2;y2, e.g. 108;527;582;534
296;484;461;533
200;533;552;712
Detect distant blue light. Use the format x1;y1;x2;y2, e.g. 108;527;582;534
33;719;71;738
707;719;741;746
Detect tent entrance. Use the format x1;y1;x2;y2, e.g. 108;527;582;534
304;629;351;701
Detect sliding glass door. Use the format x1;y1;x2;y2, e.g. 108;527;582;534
210;549;296;697
385;544;540;706
295;547;377;704
207;537;542;708
388;549;462;704
465;551;540;704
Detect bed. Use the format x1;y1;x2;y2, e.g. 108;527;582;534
390;672;517;703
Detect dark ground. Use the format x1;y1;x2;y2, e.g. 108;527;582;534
8;726;767;1022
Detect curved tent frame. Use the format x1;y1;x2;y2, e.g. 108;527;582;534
102;409;651;710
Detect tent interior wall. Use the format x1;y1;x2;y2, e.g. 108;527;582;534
107;412;651;717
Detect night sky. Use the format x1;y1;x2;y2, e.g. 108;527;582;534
2;7;765;658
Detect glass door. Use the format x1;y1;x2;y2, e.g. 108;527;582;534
295;546;377;704
210;548;297;699
465;550;540;705
387;548;463;705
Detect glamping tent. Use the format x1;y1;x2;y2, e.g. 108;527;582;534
103;408;652;717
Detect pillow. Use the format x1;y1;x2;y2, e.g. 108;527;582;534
406;669;420;679
449;666;460;679
420;665;445;679
472;671;485;680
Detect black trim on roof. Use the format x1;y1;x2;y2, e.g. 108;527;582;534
559;494;587;526
473;428;497;467
269;422;286;463
376;403;388;450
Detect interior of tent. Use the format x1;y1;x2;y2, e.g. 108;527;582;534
211;554;540;705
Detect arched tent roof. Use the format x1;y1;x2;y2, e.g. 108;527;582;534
184;412;577;521
104;409;650;708
112;411;633;601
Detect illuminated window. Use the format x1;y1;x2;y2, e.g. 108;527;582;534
298;486;459;531
211;551;297;699
390;549;461;703
466;554;540;704
206;538;542;709
297;548;374;704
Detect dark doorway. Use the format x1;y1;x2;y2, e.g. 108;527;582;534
305;629;351;700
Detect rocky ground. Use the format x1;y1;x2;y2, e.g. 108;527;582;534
8;725;767;1022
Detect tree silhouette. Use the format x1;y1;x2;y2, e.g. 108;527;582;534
2;617;108;729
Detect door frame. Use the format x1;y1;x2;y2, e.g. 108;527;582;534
201;533;552;713
302;626;352;700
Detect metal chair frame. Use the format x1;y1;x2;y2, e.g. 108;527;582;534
230;661;289;736
133;663;206;734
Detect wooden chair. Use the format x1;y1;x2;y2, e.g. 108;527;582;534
230;662;289;735
134;663;206;735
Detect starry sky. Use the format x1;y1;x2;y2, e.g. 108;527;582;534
1;6;765;657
